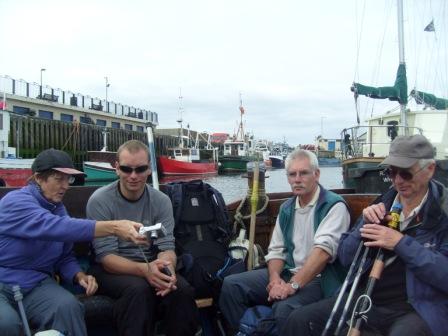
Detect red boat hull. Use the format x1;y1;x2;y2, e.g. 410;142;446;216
0;168;33;187
158;156;218;175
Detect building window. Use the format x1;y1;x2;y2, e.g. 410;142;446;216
80;116;93;124
13;106;30;115
0;113;3;130
96;119;106;127
125;124;133;131
111;122;120;129
137;126;144;132
61;113;73;122
39;110;54;120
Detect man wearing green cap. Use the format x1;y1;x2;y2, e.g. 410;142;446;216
283;134;448;336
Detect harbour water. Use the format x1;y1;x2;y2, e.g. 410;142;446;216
160;166;343;204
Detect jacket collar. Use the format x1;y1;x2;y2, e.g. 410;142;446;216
382;180;447;230
27;182;60;211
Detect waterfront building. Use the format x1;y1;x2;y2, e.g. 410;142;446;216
0;75;158;137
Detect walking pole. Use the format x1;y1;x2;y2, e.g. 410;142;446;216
12;285;32;336
247;159;259;271
347;204;402;336
322;241;364;336
334;246;371;335
146;125;159;190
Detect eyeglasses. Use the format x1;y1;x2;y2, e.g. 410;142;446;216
286;170;313;178
53;175;75;184
119;165;149;174
384;165;427;181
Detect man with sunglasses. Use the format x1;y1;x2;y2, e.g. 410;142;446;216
87;140;199;336
219;149;350;335
283;134;447;336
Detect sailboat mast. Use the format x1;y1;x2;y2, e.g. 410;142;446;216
177;88;184;148
238;92;245;141
397;0;408;134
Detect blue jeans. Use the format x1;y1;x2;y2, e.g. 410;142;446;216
0;278;86;336
219;268;323;335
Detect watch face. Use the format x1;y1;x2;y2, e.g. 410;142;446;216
291;282;299;290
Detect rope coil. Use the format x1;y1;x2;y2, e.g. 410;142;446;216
233;191;269;233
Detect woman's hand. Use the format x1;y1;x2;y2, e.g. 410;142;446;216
75;272;98;296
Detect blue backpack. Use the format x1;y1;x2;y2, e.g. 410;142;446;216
237;305;278;336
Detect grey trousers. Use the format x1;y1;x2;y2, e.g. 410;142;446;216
282;294;432;336
219;268;323;334
0;277;86;336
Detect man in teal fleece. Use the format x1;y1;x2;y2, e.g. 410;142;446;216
219;149;350;334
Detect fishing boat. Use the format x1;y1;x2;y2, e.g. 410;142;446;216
83;131;118;183
253;141;272;169
269;155;285;169
269;142;291;169
342;0;448;193
157;92;218;176
219;95;255;173
0;109;34;186
158;147;218;176
0;158;34;187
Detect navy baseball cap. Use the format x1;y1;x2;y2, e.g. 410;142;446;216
32;149;85;175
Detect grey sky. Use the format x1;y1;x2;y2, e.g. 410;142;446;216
1;0;446;146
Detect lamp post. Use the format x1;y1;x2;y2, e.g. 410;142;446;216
320;116;326;138
40;68;46;98
105;76;110;112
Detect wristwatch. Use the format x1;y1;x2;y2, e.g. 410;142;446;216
289;281;301;291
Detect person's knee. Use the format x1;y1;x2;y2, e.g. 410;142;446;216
283;308;312;335
122;280;152;299
272;300;295;322
0;307;22;336
221;273;239;291
53;294;84;316
175;281;195;299
388;313;432;336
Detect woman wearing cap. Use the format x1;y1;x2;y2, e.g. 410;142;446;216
0;148;146;336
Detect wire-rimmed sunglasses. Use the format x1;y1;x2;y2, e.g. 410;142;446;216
383;165;427;181
118;165;149;174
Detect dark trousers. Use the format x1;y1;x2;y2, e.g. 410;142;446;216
283;294;432;336
90;265;199;336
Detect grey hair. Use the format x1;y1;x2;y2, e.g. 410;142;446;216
285;148;319;171
418;158;435;168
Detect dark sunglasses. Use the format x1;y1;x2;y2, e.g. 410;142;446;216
384;165;426;181
119;165;149;174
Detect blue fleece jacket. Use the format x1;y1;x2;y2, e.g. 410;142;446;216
0;183;96;289
338;180;448;336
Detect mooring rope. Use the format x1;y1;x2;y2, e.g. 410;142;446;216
233;190;269;234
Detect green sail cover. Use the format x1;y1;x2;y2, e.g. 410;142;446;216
351;64;408;105
411;90;448;110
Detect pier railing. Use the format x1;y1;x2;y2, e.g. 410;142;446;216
0;75;158;124
340;125;423;160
